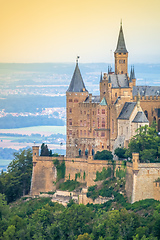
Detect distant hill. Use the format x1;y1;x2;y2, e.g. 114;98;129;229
0;115;65;129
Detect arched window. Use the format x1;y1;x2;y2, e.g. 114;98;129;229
144;110;148;119
74;99;78;102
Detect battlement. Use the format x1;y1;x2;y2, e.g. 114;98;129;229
133;95;160;101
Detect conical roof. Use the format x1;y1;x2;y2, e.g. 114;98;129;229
100;72;103;82
132;66;135;79
115;24;128;53
130;66;133;82
67;63;87;92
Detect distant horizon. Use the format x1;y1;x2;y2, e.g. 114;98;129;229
0;62;160;65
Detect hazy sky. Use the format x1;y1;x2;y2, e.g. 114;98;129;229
0;0;160;63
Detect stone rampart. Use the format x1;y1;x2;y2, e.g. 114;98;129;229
30;146;122;195
31;147;160;203
125;153;160;203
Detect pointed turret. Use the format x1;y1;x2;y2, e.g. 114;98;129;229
100;72;103;83
115;22;128;54
129;66;136;86
114;22;128;75
130;66;133;82
67;58;87;92
132;66;135;79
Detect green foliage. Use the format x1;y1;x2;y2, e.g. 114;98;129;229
40;143;50;156
75;172;81;181
83;171;86;181
0;149;32;203
76;233;92;240
0;194;160;239
116;163;126;179
126;123;160;162
95;167;111;181
53;159;65;182
87;178;126;202
59;180;81;191
114;147;127;159
94;150;113;160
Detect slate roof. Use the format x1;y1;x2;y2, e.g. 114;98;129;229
100;97;107;106
133;86;160;97
118;102;136;120
132;111;149;123
67;63;87;92
84;95;100;103
115;25;128;53
108;74;129;88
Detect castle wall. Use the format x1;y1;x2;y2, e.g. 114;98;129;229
30;158;56;195
125;162;133;203
132;163;160;202
31;146;122;195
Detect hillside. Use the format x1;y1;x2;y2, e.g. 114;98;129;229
0;193;160;240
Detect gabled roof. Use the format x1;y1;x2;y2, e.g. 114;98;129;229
67;63;87;92
84;95;100;103
108;74;129;88
133;86;160;97
100;97;107;106
118;102;136;120
115;24;128;54
132;111;149;123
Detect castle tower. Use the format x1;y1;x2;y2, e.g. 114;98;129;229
66;58;88;157
114;22;128;75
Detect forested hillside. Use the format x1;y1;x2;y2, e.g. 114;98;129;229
0;195;160;239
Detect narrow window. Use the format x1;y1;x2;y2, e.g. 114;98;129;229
97;118;99;128
101;132;105;137
102;118;105;128
69;119;72;126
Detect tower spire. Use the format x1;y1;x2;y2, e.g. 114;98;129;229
115;22;128;53
114;22;128;75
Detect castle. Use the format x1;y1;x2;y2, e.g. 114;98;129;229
66;23;160;158
30;23;160;204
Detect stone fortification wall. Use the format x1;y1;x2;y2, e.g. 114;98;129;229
31;147;160;203
125;162;133;203
30;146;122;195
125;153;160;203
133;163;160;202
